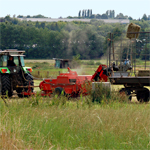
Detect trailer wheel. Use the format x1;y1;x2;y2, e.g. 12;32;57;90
136;88;149;102
119;88;132;101
1;74;13;97
54;87;64;96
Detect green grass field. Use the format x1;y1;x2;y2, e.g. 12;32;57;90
0;59;150;149
1;95;150;149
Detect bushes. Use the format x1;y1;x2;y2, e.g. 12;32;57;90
91;83;111;103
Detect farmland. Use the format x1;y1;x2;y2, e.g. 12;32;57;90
1;59;150;149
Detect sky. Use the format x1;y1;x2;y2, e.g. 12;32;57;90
0;0;149;19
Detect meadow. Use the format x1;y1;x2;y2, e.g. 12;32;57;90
0;59;150;149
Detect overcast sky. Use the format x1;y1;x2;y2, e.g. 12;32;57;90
0;0;149;19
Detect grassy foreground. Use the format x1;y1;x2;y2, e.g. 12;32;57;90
1;95;150;149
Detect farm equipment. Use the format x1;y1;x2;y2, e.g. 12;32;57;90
0;49;34;97
39;64;109;97
107;29;150;102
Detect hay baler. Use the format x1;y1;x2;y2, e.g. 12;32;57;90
39;64;109;97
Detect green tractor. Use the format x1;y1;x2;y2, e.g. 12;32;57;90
0;49;34;97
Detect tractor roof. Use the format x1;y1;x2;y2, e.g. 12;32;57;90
0;49;25;56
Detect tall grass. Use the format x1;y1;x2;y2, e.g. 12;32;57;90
1;90;150;149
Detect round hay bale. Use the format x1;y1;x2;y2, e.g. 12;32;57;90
126;23;141;39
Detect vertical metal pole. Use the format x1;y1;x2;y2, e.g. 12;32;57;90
107;33;108;68
127;40;129;60
109;33;111;67
130;39;132;65
0;73;1;95
120;33;122;63
134;55;136;76
112;34;115;60
145;55;146;69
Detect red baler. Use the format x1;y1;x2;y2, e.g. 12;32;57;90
39;64;109;97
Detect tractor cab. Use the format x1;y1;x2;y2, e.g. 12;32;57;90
0;49;32;74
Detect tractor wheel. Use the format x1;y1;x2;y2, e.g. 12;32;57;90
1;74;13;97
119;88;132;101
54;87;64;96
24;73;34;92
17;73;34;98
136;88;149;102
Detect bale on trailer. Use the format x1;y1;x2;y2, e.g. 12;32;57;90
126;23;141;39
138;70;150;76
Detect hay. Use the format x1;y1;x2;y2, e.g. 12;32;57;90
126;23;141;39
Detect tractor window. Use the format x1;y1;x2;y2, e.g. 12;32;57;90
0;55;2;66
0;55;7;67
20;56;25;67
13;56;19;66
3;56;7;66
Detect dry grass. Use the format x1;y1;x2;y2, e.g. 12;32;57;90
0;131;25;150
1;99;150;149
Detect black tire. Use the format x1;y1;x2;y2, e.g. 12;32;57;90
1;74;13;97
136;88;149;102
119;88;132;101
54;87;63;96
17;73;34;98
24;73;34;92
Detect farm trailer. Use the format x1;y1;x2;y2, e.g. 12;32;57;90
106;30;150;102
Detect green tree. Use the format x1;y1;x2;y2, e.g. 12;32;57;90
35;21;40;28
142;14;148;21
90;9;92;17
17;15;24;18
113;27;123;40
82;10;85;17
96;14;101;19
128;16;133;20
87;9;90;18
40;22;45;29
78;10;81;17
27;15;31;18
101;14;108;19
115;13;126;19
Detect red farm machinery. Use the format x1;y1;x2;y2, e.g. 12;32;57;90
39;65;109;97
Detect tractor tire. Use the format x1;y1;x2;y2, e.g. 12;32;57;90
54;87;64;96
119;88;132;101
24;73;34;92
17;73;34;98
1;74;13;97
136;88;149;102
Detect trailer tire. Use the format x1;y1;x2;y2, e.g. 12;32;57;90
54;87;64;96
1;74;13;97
136;88;149;102
119;88;132;101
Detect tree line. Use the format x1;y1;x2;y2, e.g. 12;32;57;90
0;16;150;60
